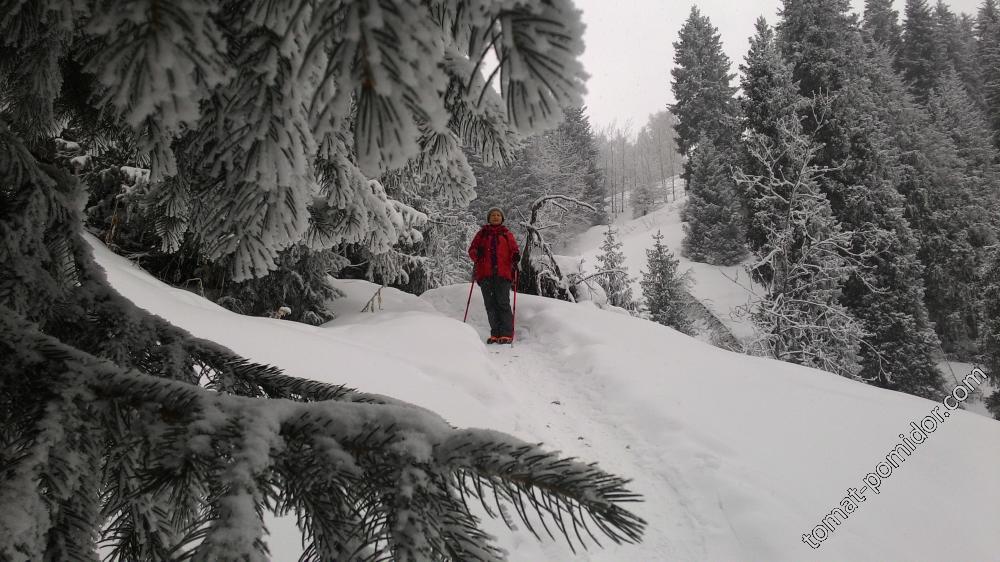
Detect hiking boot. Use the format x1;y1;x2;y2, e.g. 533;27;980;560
486;336;499;344
497;336;512;344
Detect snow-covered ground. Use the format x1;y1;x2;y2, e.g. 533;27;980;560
92;235;1000;561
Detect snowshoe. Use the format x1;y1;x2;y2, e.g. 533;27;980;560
486;336;499;344
497;336;512;344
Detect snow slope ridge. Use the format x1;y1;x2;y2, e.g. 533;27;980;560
93;236;1000;561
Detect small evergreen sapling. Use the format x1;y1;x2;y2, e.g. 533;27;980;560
595;226;636;311
631;182;656;218
639;231;693;334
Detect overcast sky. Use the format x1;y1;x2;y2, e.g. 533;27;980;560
573;0;986;134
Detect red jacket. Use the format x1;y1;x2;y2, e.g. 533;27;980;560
468;224;520;282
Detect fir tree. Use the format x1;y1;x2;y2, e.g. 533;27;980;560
979;0;1000;145
470;145;538;228
863;0;903;56
394;205;479;294
631;181;656;218
840;49;946;398
917;69;1000;354
559;106;609;225
738;16;802;251
670;6;739;177
596;226;636;310
218;245;347;324
899;0;941;102
740;17;801;142
640;231;693;334
894;1;972;105
932;1;978;101
681;137;747;266
778;0;865;98
778;0;946;398
954;12;985;108
0;3;646;560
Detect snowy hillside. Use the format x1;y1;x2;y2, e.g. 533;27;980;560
566;190;997;417
564;189;758;342
93;236;1000;561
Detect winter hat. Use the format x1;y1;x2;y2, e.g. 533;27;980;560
486;207;505;224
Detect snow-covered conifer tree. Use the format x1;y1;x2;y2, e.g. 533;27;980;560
681;137;747;265
0;2;646;559
558;107;609;225
978;0;1000;145
913;68;1000;354
738;16;802;252
596;226;636;310
631;182;656;218
671;9;745;266
670;6;739;171
899;0;941;102
640;231;693;334
862;0;903;56
778;0;946;399
931;1;979;100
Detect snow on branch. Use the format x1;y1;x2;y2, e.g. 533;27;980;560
527;194;599;226
2;311;646;560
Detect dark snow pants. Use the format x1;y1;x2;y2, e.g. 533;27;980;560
479;275;513;337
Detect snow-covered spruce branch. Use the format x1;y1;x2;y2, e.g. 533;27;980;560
2;311;645;560
527;194;599;227
25;0;588;282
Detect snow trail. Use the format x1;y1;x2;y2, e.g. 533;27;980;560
485;336;709;561
439;288;743;561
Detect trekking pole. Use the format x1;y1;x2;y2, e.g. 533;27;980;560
462;272;476;323
510;268;519;345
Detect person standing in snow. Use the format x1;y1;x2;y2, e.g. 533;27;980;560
468;207;520;344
